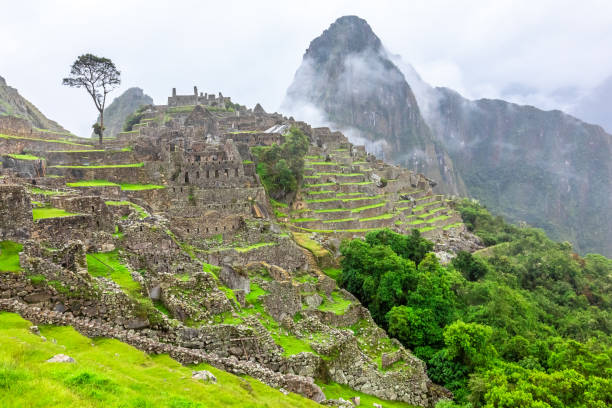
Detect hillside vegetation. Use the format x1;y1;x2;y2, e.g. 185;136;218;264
336;201;612;407
0;312;319;408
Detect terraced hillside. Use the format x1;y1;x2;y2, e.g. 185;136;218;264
286;129;464;242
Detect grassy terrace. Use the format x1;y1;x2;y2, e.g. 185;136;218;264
0;313;319;407
27;186;64;196
303;182;336;188
32;207;79;220
51;163;144;169
6;153;42;160
316;172;364;177
67;180;165;191
322;217;355;223
305;194;384;204
87;251;140;294
47;149;104;153
306;161;339;166
105;201;149;219
443;222;463;230
0;241;23;272
360;213;395;222
291;225;377;234
317;291;353;315
0;133;90;147
227;242;276;253
292;232;330;258
340;181;373;186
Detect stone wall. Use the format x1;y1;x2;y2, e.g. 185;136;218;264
0;184;33;241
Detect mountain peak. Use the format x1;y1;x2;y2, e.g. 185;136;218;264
0;75;6;86
305;15;382;62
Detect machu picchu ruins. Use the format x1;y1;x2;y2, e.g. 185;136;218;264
0;86;482;406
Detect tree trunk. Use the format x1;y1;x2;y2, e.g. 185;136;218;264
99;110;104;145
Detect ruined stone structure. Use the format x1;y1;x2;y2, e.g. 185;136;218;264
0;89;475;406
167;86;232;108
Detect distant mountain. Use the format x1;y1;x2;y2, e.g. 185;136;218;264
571;75;612;133
0;74;68;133
283;16;466;196
94;87;153;138
284;16;612;256
427;87;612;256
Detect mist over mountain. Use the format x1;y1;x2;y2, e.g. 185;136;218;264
0;74;68;133
93;87;153;138
283;16;466;196
571;75;612;133
284;16;612;256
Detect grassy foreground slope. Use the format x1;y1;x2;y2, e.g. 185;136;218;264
0;312;319;408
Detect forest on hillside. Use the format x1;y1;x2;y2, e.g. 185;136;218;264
336;201;611;407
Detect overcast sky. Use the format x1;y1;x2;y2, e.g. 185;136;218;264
2;0;612;136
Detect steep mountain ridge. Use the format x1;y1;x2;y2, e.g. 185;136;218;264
426;87;612;255
283;16;466;196
0;74;68;133
284;16;612;257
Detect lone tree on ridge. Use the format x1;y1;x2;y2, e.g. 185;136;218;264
62;54;121;144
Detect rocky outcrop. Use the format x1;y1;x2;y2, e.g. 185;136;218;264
0;75;68;133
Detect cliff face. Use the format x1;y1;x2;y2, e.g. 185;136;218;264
0;75;68;133
427;88;612;256
94;87;153;138
283;16;466;196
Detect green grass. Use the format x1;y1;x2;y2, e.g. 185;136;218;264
443;222;463;230
305;190;335;195
118;183;165;191
51;163;144;169
233;242;276;253
269;198;288;208
0;312;319;408
290;226;376;234
318;291;352;315
0;133;90;147
104;201;149;219
6;153;42;161
360;213;395;222
424;215;451;224
303;182;335;188
291;218;318;223
340;181;373;186
0;241;23;272
242;283;314;357
48;149;104;153
67;180;118;187
242;160;254;164
292;233;330;258
317;381;417;408
306;161;339;166
32;207;79;220
322;268;342;281
350;202;386;213
86;251;141;295
313;208;347;214
317;172;364;177
27;186;64;196
322;218;355;223
67;180;165;191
